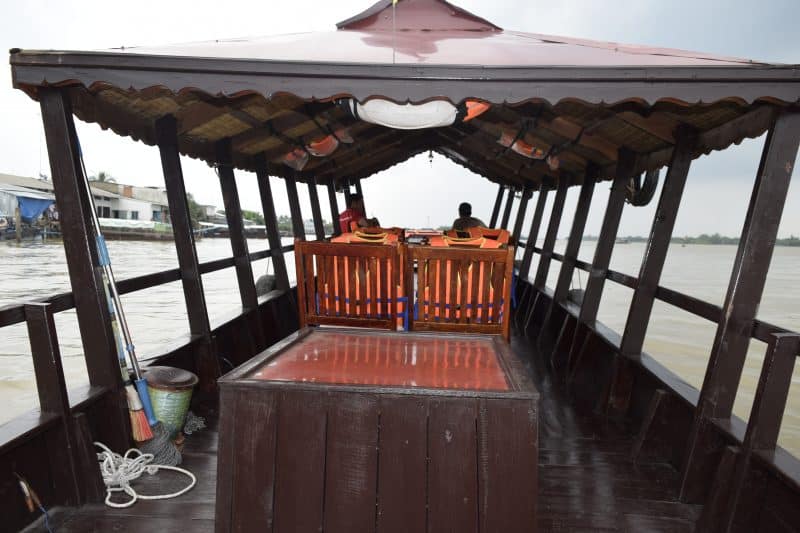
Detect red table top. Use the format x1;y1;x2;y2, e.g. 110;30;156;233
248;330;509;391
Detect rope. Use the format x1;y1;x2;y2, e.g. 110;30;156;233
95;442;196;509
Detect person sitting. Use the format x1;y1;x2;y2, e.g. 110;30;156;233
338;192;379;234
451;202;486;231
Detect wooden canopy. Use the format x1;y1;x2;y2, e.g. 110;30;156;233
9;0;800;188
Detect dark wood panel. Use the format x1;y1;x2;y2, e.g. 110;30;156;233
376;395;428;533
231;390;278;533
479;398;538;533
428;397;479;533
323;394;379;533
273;390;326;533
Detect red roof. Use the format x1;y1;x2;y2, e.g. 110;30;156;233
115;0;762;67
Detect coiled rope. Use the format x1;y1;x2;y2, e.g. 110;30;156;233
94;442;196;508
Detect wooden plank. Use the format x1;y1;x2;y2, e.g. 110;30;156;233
519;185;549;280
24;303;81;506
294;244;307;329
327;183;340;237
511;187;533;244
255;157;291;291
479;398;538;533
499;187;515;230
533;179;568;290
307;182;325;240
369;257;378;318
214;388;236;533
578;149;636;324
620;129;696;357
39;87;129;451
216;139;260;312
489;184;504;228
231;390;278;533
376;396;428;533
428;398;479;533
284;174;305;240
273;390;327;533
323;394;379;533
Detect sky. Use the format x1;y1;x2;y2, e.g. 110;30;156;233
1;0;798;237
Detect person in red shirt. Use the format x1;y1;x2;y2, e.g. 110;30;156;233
338;193;379;233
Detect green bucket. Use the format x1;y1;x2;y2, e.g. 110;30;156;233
144;366;199;438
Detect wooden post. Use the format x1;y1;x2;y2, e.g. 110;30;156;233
39;87;130;450
25;303;82;505
307;181;326;240
489;184;504;228
14;205;21;243
285;174;306;240
156;115;219;389
343;180;352;208
577;149;637;324
518;184;549;280
511;187;533;245
719;334;800;532
354;178;365;213
499;187;515;230
680;112;800;502
619;131;696;356
327;182;340;237
551;169;597;306
532;179;568;290
255;156;290;291
217;140;260;311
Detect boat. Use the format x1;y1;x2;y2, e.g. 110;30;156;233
3;1;800;531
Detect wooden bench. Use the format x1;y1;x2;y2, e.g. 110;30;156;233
407;245;514;340
294;240;403;330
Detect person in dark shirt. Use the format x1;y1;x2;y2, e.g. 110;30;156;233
451;202;486;231
338;193;379;233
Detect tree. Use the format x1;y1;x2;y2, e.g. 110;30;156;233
185;193;207;228
90;171;116;183
241;210;265;225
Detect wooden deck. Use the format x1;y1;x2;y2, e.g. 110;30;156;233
35;331;701;533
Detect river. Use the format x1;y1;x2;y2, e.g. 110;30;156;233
1;237;798;456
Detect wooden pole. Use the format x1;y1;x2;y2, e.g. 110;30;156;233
680;112;800;502
255;156;290;291
39;87;130;450
518;184;549;280
216;139;260;312
307;181;325;240
156;115;219;389
489;184;504;228
532;179;568;290
619;130;696;357
285;174;306;240
577;149;637;324
327;182;340;237
551;169;597;306
511;187;533;244
499;187;515;230
354;178;364;212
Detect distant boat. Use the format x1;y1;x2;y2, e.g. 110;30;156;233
615;238;630;244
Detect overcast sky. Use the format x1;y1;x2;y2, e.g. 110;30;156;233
1;0;798;237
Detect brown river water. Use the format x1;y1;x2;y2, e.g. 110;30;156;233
1;238;798;456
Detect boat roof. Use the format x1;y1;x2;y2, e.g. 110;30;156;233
9;0;800;189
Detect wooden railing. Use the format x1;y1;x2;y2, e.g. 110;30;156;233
516;238;800;518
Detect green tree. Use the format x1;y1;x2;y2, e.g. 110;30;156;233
185;193;207;228
89;171;116;183
241;210;265;225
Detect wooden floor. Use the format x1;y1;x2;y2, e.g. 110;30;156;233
35;330;701;533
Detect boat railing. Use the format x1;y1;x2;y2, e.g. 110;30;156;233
0;243;296;484
516;238;800;508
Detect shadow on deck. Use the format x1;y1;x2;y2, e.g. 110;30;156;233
36;330;701;533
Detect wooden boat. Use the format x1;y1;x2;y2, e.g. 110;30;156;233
3;1;800;531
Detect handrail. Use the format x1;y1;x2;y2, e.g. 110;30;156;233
0;244;295;329
516;241;800;354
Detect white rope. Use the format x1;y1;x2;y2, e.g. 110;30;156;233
94;442;196;508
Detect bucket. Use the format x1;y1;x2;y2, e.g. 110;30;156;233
144;366;199;438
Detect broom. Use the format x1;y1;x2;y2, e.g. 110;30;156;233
75;143;157;441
